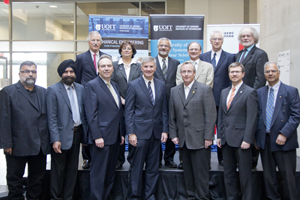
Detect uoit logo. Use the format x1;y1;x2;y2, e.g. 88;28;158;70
153;25;173;32
96;24;117;31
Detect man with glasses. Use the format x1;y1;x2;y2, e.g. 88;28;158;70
0;61;50;199
256;62;300;200
200;30;235;166
154;37;180;168
217;62;258;200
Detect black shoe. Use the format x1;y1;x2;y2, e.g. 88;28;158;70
82;160;90;169
165;160;177;168
159;162;162;168
116;161;123;169
178;163;183;169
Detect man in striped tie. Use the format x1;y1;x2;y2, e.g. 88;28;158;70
256;62;300;200
217;62;258;200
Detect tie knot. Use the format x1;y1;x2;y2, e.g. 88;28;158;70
232;86;236;91
162;58;166;62
107;82;111;87
214;52;217;56
193;61;197;65
148;81;151;86
270;87;274;92
68;86;73;90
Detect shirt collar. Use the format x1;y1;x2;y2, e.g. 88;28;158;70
118;58;136;65
158;55;169;63
184;80;195;89
90;50;99;57
143;75;153;85
232;81;243;91
245;44;255;52
190;58;200;64
64;83;75;90
268;80;281;91
211;49;222;57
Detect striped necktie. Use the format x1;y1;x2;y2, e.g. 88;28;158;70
266;88;274;131
162;58;167;79
148;81;155;105
227;87;236;110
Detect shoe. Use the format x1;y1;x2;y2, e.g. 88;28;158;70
159;162;162;168
116;161;123;169
165;161;177;168
82;159;90;169
177;163;183;169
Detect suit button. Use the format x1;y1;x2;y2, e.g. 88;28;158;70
281;120;283;122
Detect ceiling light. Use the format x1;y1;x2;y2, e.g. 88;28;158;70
49;5;57;8
70;21;74;23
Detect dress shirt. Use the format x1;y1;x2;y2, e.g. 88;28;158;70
226;81;243;106
64;83;81;126
239;44;255;62
99;76;120;106
158;55;169;70
190;58;200;73
90;50;99;73
267;81;281;107
118;59;136;82
211;49;222;66
184;80;195;99
143;75;155;100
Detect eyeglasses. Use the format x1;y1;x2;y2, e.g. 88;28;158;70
211;38;223;42
181;70;194;75
20;70;37;74
158;44;170;48
264;70;279;74
229;71;242;74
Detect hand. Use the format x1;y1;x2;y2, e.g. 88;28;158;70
52;141;62;153
276;134;287;146
129;134;137;147
172;137;179;145
217;139;221;148
4;148;12;155
95;138;104;148
241;141;250;149
205;140;212;149
120;136;125;145
161;132;168;143
121;97;125;105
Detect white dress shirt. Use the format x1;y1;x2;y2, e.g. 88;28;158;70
184;80;195;99
118;59;136;82
158;55;169;70
143;75;155;100
211;49;222;66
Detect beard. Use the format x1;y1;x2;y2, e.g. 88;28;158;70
62;76;75;86
23;77;36;85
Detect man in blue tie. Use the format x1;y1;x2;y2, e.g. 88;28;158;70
256;62;300;200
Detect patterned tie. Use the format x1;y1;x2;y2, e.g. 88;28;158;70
239;49;247;63
67;86;79;123
162;58;168;79
266;88;274;131
93;53;97;72
211;52;217;69
107;82;119;107
227;86;236;110
148;81;155;105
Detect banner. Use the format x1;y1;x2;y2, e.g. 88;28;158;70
150;15;205;63
89;15;149;61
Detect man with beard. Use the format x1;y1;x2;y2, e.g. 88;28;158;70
154;37;180;168
0;61;50;199
46;59;87;199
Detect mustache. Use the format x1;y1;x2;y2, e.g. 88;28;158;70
93;44;99;47
62;76;75;80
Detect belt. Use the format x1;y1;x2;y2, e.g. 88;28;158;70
73;125;82;132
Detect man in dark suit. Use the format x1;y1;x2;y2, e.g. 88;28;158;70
85;55;124;200
0;61;50;199
217;62;258;200
75;31;110;169
256;62;300;200
154;37;180;168
46;60;87;200
236;26;269;169
125;56;168;200
200;30;235;166
169;61;216;199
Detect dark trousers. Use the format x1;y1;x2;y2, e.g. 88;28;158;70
260;134;298;200
129;134;160;200
50;128;82;200
215;106;223;163
90;140;120;200
181;144;211;200
6;150;46;200
159;137;176;163
82;144;91;162
223;144;252;200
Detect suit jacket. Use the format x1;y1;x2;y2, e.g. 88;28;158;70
111;60;142;99
235;45;269;89
256;83;300;151
176;59;214;88
217;83;258;147
125;76;168;140
200;50;235;106
154;56;180;102
84;76;123;145
0;81;50;156
46;81;88;150
169;81;216;149
75;50;110;86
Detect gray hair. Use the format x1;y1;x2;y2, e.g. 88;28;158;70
87;31;103;42
157;37;172;48
180;61;196;72
228;62;245;73
141;56;156;66
20;61;37;71
210;30;224;40
264;62;280;70
238;26;259;44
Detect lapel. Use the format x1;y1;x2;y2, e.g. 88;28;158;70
128;63;138;82
155;57;165;81
194;59;204;80
153;78;161;106
16;81;40;112
117;63;127;81
206;51;212;63
58;82;72;112
74;83;82;113
184;81;197;106
270;83;284;128
178;83;186;106
86;50;97;75
138;76;153;106
215;51;226;73
242;46;257;65
98;77;119;109
227;83;246;111
222;87;231;114
260;86;268;126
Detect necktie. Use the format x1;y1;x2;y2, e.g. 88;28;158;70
148;81;155;105
93;53;97;72
162;58;167;79
239;49;247;63
266;88;274;131
211;52;217;69
67;86;79;123
107;82;119;107
227;87;236;110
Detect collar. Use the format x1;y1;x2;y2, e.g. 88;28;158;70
64;83;75;90
99;76;110;85
143;75;153;84
90;50;99;57
158;55;169;63
245;44;255;52
118;58;136;65
232;81;243;91
189;58;200;64
268;80;281;91
211;49;222;57
184;80;195;89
